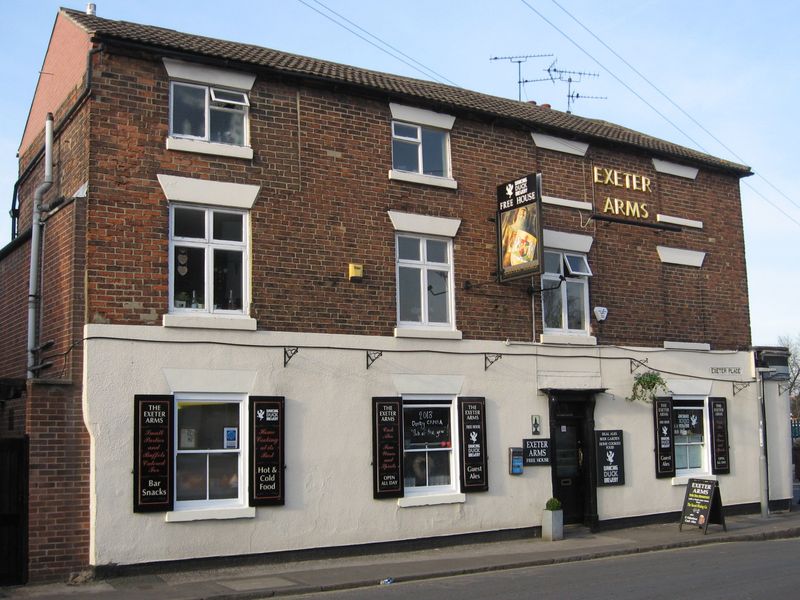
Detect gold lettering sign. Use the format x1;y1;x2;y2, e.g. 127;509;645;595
593;166;652;220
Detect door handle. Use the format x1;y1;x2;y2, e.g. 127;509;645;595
560;479;572;486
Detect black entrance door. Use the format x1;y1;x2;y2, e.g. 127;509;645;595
553;418;585;524
0;437;28;585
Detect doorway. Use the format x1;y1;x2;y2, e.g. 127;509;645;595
549;393;598;527
0;436;28;584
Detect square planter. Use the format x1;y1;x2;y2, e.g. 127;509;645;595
542;509;563;541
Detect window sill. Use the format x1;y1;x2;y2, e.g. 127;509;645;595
165;506;255;522
163;314;257;331
398;492;466;508
389;169;457;190
539;333;597;346
166;136;254;159
671;474;717;486
394;327;463;340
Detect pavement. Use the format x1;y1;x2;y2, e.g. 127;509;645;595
3;486;800;600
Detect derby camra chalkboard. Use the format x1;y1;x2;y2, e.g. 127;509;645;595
595;429;625;486
249;396;285;506
133;395;173;512
372;398;403;498
679;478;726;534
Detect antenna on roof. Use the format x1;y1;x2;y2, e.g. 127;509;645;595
489;54;553;101
530;60;606;113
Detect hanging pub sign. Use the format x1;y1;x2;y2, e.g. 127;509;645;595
496;173;543;282
710;398;730;475
458;397;488;492
372;397;404;499
249;396;285;506
679;478;727;534
523;438;551;466
133;395;174;513
595;429;625;486
653;397;675;478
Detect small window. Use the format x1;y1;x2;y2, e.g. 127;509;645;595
541;250;592;334
673;400;707;474
175;395;245;508
170;205;248;314
403;401;456;495
170;82;249;146
396;234;454;329
392;121;450;178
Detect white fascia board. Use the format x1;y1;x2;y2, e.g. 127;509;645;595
652;158;699;180
664;378;713;396
387;210;461;237
542;195;593;211
163;368;258;393
163;58;256;90
657;214;703;229
656;246;706;267
389;103;455;130
543;229;593;253
157;174;260;209
531;133;589;156
391;374;465;395
663;341;712;351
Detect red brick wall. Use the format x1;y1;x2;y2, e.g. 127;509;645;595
0;241;30;379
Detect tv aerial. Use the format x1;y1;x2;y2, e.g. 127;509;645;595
532;60;607;113
490;53;553;101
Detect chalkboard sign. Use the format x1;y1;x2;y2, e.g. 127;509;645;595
249;396;285;506
596;429;625;486
679;478;726;533
372;397;403;498
133;395;174;512
710;398;730;475
523;438;551;466
653;398;675;478
459;397;488;492
404;405;451;449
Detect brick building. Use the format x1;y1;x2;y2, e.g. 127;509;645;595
0;6;792;584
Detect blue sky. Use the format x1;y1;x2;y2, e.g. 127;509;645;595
1;1;798;346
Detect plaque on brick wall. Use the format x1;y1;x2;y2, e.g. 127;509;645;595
249;396;285;506
133;395;174;512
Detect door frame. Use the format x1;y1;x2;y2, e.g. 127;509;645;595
548;392;598;529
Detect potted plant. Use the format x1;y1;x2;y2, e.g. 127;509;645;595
627;370;668;403
542;497;563;541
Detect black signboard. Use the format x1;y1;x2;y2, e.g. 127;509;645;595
404;405;451;450
653;398;675;478
372;397;403;498
596;429;625;486
458;397;488;492
710;398;730;475
249;396;285;506
496;173;544;282
679;478;727;534
133;395;174;513
523;438;551;466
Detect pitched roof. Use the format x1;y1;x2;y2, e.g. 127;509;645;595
62;8;750;176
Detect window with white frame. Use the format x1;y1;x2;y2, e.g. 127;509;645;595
541;250;592;334
402;399;457;495
170;204;248;314
175;394;245;508
673;399;708;475
396;234;454;329
392;121;450;178
170;81;249;146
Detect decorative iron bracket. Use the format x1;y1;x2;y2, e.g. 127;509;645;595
630;358;648;374
283;347;299;367
733;381;751;396
366;350;383;370
485;353;503;371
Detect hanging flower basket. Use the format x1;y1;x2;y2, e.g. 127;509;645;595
627;371;668;403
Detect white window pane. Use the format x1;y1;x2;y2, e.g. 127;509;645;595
399;266;422;322
542;282;563;329
688;445;703;469
393;139;419;172
404;452;427;487
427;269;449;323
565;253;592;276
178;402;239;449
208;454;239;500
426;239;448;264
176;454;207;501
566;281;585;330
398;236;420;261
210;108;245;145
173;246;205;309
675;446;688;470
393;122;419;139
210;88;248;106
213;212;243;242
421;128;447;177
543;251;562;275
213;250;243;310
427;450;451;486
172;83;206;137
174;207;206;239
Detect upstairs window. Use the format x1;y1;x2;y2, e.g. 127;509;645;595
396;234;454;329
392;122;449;178
541;250;592;334
170;205;248;315
170;82;249;146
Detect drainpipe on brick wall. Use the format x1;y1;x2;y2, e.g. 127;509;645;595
27;113;53;379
